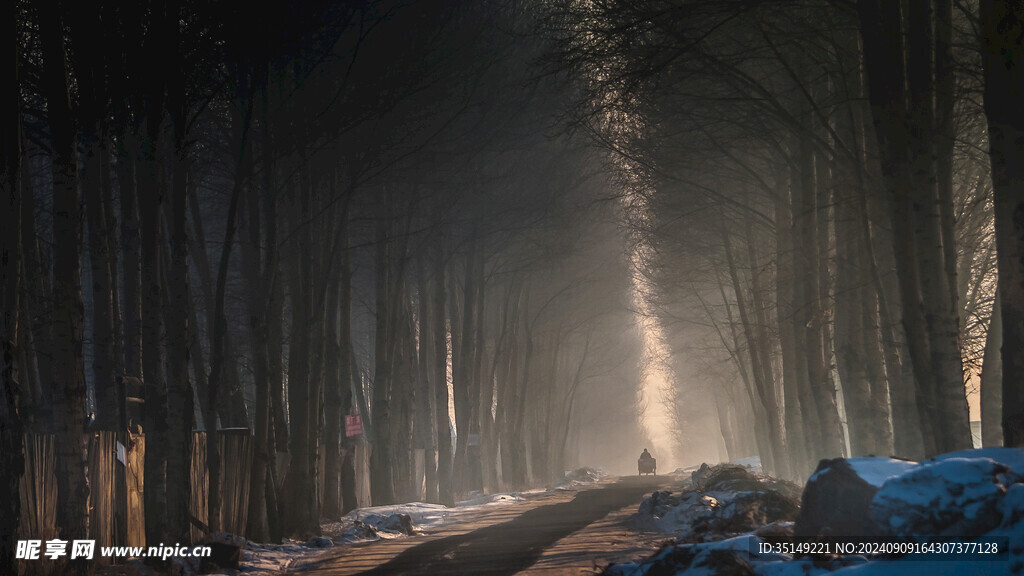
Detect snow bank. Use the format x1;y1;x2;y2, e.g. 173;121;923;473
872;457;1017;539
843;457;918;488
613;448;1024;576
730;456;763;473
934;447;1024;476
605;534;795;576
558;466;606;486
636;464;801;540
343;501;451;530
457;492;524;507
637;490;720;534
242;539;332;574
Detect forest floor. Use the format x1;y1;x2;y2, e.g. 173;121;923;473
282;476;671;575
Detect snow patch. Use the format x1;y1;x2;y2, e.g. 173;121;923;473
845;457;918;488
872;457;1016;539
457;492;524;507
731;456;763;473
614;448;1024;576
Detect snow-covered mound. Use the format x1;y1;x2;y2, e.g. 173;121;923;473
730;456;763;474
672;464;703;477
556;466;607;488
839;457;917;487
796;457;917;540
335;512;417;543
564;466;605;483
457;492;524;507
872;456;1020;541
614;448;1024;576
638;490;720;534
605;533;868;576
342;502;451;530
637;464;801;541
934;447;1024;475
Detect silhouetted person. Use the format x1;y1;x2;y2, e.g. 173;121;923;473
638;448;656;475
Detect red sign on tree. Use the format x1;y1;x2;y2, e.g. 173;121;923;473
345;414;363;437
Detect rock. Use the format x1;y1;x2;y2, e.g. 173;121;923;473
693;490;800;539
341;521;379;541
564;466;601;483
638;490;718;534
381;513;415;535
603;535;785;576
703;465;760;492
1001;483;1024;530
308;536;333;548
754;521;794;545
638;490;679;518
691;463;713;489
198;532;245;572
794;458;883;541
872;457;1018;540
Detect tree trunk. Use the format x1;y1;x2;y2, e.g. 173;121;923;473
18;160;47;430
40;2;91;562
323;252;343;519
1;2;24;566
165;70;194;544
281;163;320;535
242;134;270;539
773;167;808;477
980;292;1003;446
416;256;439;502
433;236;454;506
338;224;357;514
453;246;476;493
117;137;143;382
82;139;119;430
745;227;790;478
980;0;1024;447
835;198;875;456
722;231;778;474
371;212;396;505
859;0;971;454
188;182;249;428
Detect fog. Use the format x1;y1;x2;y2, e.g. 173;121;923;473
2;0;1019;560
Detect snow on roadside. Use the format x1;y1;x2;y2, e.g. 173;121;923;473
237;466;605;573
556;466;608;489
836;457;917;488
457;492;525;507
614;449;1024;576
242;539;334;575
636;464;801;540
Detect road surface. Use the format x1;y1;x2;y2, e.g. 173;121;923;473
292;476;669;575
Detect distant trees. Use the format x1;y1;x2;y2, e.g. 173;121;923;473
543;0;1011;475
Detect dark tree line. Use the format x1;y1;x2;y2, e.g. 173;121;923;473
542;0;1023;478
7;0;1024;571
2;1;651;569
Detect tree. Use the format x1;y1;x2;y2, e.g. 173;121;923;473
38;0;91;563
979;0;1024;447
1;0;25;569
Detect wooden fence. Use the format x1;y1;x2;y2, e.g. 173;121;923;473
189;429;253;541
18;429;252;550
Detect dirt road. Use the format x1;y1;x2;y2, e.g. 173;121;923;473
293;476;669;575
